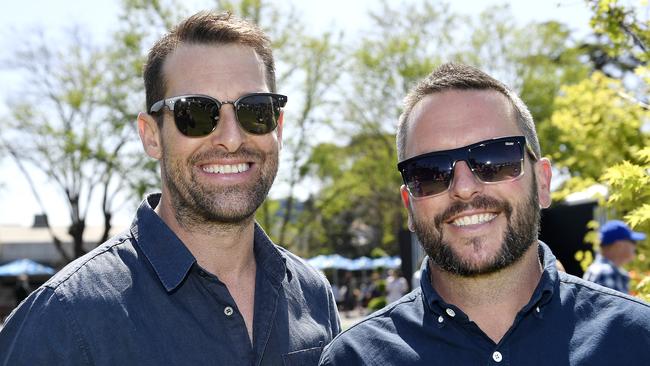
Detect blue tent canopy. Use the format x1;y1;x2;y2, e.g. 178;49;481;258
0;259;56;277
307;254;401;271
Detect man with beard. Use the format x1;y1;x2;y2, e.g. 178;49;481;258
319;63;650;366
0;12;339;365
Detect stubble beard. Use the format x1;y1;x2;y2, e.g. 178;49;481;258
412;177;540;277
161;144;278;231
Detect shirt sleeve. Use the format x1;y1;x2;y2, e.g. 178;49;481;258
0;286;91;365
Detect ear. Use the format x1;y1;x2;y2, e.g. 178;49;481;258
276;110;284;149
138;112;162;160
400;185;415;232
534;158;552;209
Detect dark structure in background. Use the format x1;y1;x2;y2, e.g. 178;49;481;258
540;201;597;277
399;200;598;282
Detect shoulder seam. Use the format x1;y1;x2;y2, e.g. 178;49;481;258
560;275;650;308
331;291;420;339
44;235;132;290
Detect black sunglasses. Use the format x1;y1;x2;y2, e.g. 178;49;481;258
397;136;538;199
149;93;287;137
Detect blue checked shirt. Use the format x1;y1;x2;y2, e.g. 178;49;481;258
319;242;650;366
0;194;340;365
583;253;630;293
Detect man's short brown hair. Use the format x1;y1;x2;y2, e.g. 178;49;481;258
143;11;277;115
396;63;541;161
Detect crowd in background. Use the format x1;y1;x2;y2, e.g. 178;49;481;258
329;268;410;318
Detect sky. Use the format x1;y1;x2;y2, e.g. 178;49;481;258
0;0;594;228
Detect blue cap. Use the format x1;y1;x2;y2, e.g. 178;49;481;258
600;220;646;246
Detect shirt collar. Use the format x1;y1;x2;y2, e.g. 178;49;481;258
131;193;291;292
130;194;196;292
253;223;292;286
420;241;558;314
594;253;615;266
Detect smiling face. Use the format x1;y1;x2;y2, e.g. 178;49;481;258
139;43;282;228
400;89;551;276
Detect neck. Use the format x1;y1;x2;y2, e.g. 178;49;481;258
155;193;257;279
430;243;543;343
601;246;626;267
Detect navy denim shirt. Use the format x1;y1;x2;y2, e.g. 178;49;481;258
320;242;650;365
0;194;340;365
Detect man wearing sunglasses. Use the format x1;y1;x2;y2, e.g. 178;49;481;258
0;12;339;365
319;63;650;365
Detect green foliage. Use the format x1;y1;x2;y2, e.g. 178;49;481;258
367;296;387;312
635;275;650;302
548;71;649;201
546;68;649;283
289;1;598;257
297;132;405;257
370;247;388;258
375;279;386;294
587;0;649;62
601;148;650;273
0;0;181;261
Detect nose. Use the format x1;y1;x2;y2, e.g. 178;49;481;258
448;161;483;200
209;105;245;152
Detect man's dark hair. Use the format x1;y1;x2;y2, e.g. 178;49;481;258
143;11;276;119
396;63;540;161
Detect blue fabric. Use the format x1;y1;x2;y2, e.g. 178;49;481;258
0;258;55;276
0;194;340;365
319;242;650;366
599;220;645;245
583;253;630;293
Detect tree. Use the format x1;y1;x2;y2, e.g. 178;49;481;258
548;72;647;201
548;0;650;294
587;0;650;288
2;29;121;262
292;1;462;257
0;1;177;263
587;0;649;63
294;2;593;257
298;132;404;257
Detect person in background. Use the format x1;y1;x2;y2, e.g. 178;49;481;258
341;271;358;317
385;268;409;303
13;274;31;307
319;63;650;366
0;11;339;365
583;220;646;293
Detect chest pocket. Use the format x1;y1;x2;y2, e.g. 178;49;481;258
282;346;323;366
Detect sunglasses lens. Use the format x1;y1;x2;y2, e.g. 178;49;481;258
174;97;219;137
402;155;453;198
236;95;282;135
469;140;523;182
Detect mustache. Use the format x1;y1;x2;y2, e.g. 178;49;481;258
189;146;264;165
434;195;512;227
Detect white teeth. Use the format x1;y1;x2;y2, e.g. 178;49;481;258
202;163;250;174
452;213;497;227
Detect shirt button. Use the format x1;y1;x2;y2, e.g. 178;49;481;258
536;306;540;313
445;308;456;317
224;306;234;316
438;316;444;323
492;351;503;363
